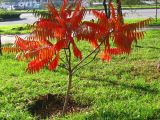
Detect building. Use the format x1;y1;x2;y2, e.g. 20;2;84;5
17;0;49;9
16;0;74;9
52;0;89;7
0;0;49;10
0;0;90;10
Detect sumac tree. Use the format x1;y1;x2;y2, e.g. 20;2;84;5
3;0;151;115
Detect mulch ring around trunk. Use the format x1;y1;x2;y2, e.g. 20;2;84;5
27;93;89;119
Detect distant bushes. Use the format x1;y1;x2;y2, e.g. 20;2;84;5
121;0;141;5
0;10;21;21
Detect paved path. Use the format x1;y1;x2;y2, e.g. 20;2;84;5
0;9;159;26
0;13;38;26
85;9;160;20
1;34;29;44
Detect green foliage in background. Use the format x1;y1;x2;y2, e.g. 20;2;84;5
0;9;20;20
121;0;141;5
0;24;31;34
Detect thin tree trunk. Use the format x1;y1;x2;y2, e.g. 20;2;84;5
62;44;72;115
32;0;33;10
62;70;72;115
11;2;13;11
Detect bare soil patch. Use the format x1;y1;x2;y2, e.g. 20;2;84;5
27;94;89;119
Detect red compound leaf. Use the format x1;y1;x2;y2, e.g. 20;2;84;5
48;54;60;71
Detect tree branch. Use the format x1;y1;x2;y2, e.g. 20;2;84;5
72;48;100;74
62;43;72;115
60;56;66;63
68;43;72;71
58;64;68;70
64;48;69;68
72;41;103;72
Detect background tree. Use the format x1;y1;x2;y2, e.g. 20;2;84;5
0;0;4;3
3;0;151;115
1;0;18;10
116;0;123;23
156;0;158;22
103;0;112;18
103;0;123;23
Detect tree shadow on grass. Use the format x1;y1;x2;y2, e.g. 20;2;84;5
88;77;159;95
0;90;4;96
86;107;160;120
85;110;131;120
135;45;160;50
147;109;160;120
81;76;160;120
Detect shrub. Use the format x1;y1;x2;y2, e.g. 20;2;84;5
0;10;21;20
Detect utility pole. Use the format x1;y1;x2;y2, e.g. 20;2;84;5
0;34;2;55
156;0;158;22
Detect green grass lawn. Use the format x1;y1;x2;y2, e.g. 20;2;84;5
0;24;31;35
121;4;160;9
0;30;160;119
125;18;160;26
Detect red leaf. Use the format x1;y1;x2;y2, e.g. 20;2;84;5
60;0;67;16
48;3;59;18
90;39;98;48
100;52;112;62
15;36;27;51
72;44;82;60
27;58;49;73
70;36;82;60
106;48;122;55
92;10;107;20
48;54;59;71
110;4;116;19
55;40;67;52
